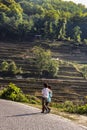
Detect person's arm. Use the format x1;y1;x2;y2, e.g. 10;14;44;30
50;91;52;97
42;88;44;96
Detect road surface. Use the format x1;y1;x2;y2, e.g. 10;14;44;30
0;99;87;130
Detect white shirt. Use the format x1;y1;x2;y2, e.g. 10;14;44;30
42;88;49;98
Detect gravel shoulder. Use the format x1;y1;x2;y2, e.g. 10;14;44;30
54;110;87;127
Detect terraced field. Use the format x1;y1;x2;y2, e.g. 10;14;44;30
0;41;87;104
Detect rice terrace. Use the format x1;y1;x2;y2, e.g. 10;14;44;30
1;0;87;117
0;40;87;104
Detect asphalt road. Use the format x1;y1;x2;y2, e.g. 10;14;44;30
0;99;87;130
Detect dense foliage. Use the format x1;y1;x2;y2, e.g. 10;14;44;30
0;82;41;104
0;83;29;102
0;0;87;41
0;60;23;77
32;46;59;77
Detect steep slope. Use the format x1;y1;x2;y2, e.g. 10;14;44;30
0;41;87;103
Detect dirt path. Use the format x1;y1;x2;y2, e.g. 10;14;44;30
54;110;87;127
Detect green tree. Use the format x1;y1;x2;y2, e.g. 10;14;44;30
1;60;9;71
8;61;17;74
48;59;59;77
73;26;82;42
58;18;67;40
1;60;23;75
32;46;59;77
0;82;29;102
18;19;34;41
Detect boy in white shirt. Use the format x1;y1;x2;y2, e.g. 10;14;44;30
41;83;49;113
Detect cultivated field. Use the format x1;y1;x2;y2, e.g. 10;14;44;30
0;41;87;103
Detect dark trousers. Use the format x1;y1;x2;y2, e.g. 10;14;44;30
42;97;48;112
46;101;50;111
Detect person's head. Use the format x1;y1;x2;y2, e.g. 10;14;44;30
48;86;51;90
43;83;48;88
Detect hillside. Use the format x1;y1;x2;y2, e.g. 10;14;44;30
0;41;87;104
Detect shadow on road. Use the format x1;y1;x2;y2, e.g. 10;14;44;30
6;112;42;117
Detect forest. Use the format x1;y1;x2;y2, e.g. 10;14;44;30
0;0;87;42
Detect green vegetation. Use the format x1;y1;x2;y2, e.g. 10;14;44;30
47;101;87;115
0;82;41;104
62;101;87;114
0;38;87;115
0;83;29;102
1;83;87;115
73;26;82;42
0;60;23;76
73;63;87;79
0;0;87;116
32;46;59;77
0;0;87;41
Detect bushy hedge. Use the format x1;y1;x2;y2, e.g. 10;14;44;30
0;83;29;103
0;60;23;76
63;101;87;114
0;83;41;105
26;95;41;104
51;101;87;114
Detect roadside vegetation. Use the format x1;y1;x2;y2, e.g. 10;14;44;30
0;83;41;104
0;0;87;119
0;83;87;115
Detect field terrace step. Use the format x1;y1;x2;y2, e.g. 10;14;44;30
59;66;77;72
0;78;87;103
57;76;84;80
52;52;87;62
58;71;82;77
0;42;87;103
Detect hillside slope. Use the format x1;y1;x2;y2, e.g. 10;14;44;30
0;41;87;103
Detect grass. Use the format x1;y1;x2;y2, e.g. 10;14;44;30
24;101;87;127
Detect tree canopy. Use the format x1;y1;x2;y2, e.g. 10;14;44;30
0;0;87;41
32;46;59;77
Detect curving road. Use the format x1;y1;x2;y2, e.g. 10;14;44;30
0;99;87;130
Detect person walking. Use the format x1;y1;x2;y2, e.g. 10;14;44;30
41;83;49;113
46;86;52;113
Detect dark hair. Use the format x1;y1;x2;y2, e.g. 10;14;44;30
43;83;48;88
48;86;51;90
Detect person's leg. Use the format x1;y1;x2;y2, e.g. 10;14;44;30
41;97;45;113
46;101;51;113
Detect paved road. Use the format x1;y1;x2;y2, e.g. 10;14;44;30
0;99;87;130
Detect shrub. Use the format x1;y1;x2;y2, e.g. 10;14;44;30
62;101;87;114
62;101;80;113
83;39;87;44
0;83;29;103
76;104;87;114
0;60;23;76
32;46;59;77
1;60;9;71
26;95;41;104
